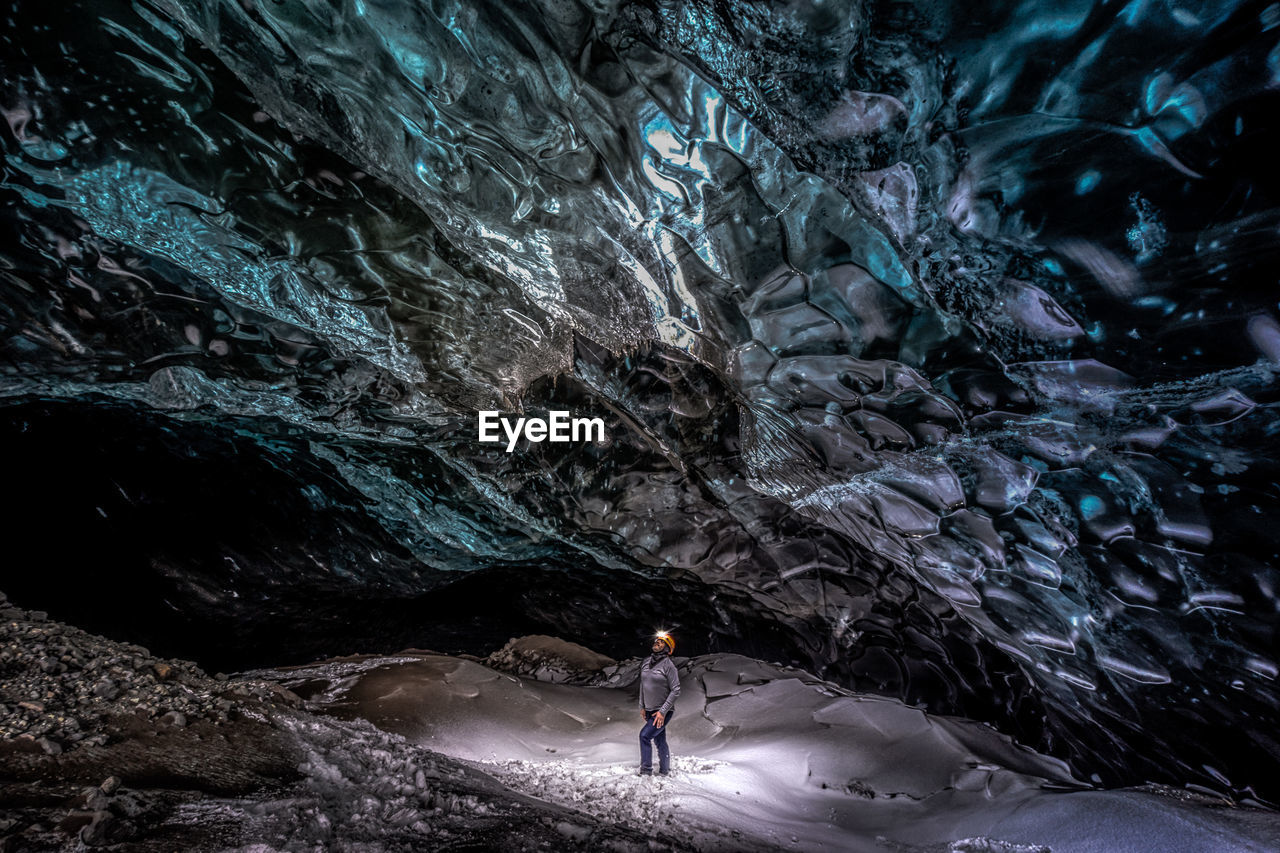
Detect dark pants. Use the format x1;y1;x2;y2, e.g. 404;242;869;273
639;708;674;773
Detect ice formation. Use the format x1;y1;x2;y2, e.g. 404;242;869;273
2;0;1280;816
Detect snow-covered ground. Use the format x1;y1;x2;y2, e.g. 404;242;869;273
250;638;1280;852
7;594;1274;851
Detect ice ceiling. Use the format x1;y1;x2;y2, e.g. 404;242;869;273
3;0;1280;802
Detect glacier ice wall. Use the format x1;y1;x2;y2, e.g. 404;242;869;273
2;0;1280;800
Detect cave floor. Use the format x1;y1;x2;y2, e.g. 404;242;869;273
249;648;1280;853
4;599;1278;852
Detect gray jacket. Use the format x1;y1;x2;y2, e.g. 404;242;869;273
639;654;681;715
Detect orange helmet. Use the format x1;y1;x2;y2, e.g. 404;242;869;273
654;632;675;654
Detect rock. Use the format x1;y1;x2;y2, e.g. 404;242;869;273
152;662;174;681
265;682;303;707
483;635;617;684
18;700;45;712
159;710;187;728
79;811;113;846
111;790;147;819
59;810;96;837
92;679;119;700
37;737;62;755
100;776;121;795
78;787;109;811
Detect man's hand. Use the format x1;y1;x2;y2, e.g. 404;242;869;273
653;711;665;728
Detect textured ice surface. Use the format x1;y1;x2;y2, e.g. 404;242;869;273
3;0;1280;802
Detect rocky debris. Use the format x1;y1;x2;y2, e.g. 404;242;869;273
0;590;300;755
54;777;136;847
3;773;235;851
484;635;618;685
0;590;307;849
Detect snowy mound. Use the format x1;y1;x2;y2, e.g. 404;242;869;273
255;648;1280;852
484;635;618;684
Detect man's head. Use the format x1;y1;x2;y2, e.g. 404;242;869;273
652;632;675;655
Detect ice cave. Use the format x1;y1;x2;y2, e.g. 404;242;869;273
3;0;1280;849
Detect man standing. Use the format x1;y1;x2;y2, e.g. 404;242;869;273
638;631;680;776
